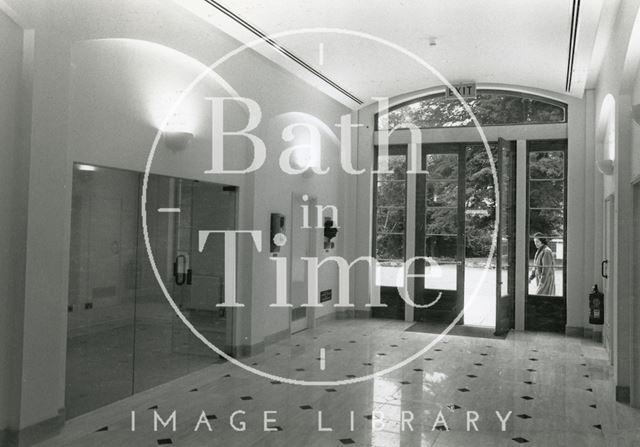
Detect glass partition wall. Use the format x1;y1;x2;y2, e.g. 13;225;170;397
372;146;407;319
66;164;236;418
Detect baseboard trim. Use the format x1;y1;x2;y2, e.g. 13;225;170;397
565;326;604;341
565;326;583;337
264;328;290;345
232;342;264;358
2;409;65;447
335;309;355;319
590;327;603;342
315;312;336;324
0;430;12;447
355;309;371;319
616;386;631;403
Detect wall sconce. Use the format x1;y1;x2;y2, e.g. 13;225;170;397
596;159;614;176
75;163;98;172
633;104;640;126
162;131;194;151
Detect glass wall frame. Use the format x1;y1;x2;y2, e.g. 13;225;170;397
66;164;238;418
524;140;568;332
371;145;408;319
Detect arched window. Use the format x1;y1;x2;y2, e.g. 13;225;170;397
376;90;567;130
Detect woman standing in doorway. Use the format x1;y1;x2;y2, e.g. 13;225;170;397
529;233;556;296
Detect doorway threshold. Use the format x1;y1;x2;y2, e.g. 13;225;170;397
405;322;508;340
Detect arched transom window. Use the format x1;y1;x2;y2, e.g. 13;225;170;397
377;90;567;130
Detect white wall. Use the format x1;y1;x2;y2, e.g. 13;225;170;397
629;7;640;409
0;9;26;431
67;37;347;346
592;0;640;403
633;76;640;179
1;0;348;431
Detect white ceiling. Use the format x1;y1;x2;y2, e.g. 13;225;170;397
2;0;619;109
177;0;615;108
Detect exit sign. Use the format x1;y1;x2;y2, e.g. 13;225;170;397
445;82;476;99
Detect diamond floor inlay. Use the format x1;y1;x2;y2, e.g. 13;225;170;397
34;319;638;447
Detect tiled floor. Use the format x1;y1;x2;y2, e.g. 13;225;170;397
38;319;640;446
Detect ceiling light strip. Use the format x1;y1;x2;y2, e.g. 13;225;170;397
202;0;363;105
565;0;581;92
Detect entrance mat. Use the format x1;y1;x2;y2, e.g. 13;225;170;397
405;322;509;340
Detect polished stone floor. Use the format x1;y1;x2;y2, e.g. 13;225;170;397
39;319;640;446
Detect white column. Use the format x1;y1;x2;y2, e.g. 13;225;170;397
19;30;72;428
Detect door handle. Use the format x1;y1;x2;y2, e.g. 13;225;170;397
174;254;187;285
601;260;608;279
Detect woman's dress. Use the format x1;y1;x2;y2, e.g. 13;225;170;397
533;245;556;295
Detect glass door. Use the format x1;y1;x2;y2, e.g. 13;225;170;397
134;176;235;393
133;174;198;392
495;138;516;335
414;145;465;323
168;180;235;358
66;164;239;418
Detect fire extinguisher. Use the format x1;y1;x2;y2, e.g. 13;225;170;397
589;284;604;325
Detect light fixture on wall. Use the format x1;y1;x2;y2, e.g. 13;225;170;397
632;103;640;126
162;131;194;151
596;159;614;176
75;163;98;172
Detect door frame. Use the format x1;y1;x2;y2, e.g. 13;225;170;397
632;180;640;407
603;193;615;364
495;138;517;335
289;192;317;333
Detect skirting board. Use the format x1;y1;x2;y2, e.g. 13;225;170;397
335;309;355;319
0;430;10;447
315;312;337;325
583;327;604;343
1;409;65;447
264;328;290;345
254;311;342;353
616;386;631;403
565;326;583;337
232;342;264;358
566;326;604;343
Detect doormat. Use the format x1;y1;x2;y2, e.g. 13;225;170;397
405;322;509;340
